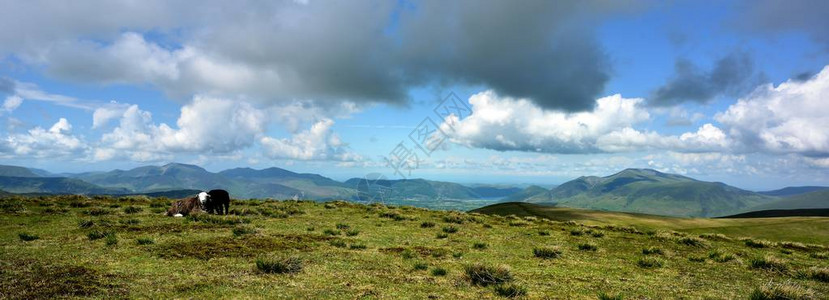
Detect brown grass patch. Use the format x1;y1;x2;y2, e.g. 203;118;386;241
0;258;126;299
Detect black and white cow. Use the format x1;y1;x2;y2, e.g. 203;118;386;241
199;189;230;215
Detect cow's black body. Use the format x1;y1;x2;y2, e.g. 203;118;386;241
205;189;230;215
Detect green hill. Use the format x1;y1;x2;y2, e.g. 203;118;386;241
472;202;829;245
0;165;40;177
534;169;775;217
502;185;552;202
219;167;354;200
73;163;234;192
759;186;829;197
0;176;128;195
749;189;829;211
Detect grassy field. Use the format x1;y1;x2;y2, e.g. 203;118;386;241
473;202;829;245
1;196;828;299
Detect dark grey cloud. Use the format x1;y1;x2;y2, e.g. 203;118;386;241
0;78;13;95
0;0;645;112
649;51;760;106
732;0;829;50
394;0;637;112
793;70;816;82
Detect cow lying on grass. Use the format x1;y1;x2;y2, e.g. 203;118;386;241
166;189;231;217
166;196;203;217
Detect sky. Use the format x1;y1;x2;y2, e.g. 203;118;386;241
1;0;828;190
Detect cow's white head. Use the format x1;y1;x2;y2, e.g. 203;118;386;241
198;192;209;204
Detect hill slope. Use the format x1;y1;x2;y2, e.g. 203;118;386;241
0;165;40;177
472;202;829;244
749;189;829;211
2;196;827;299
0;176;128;194
759;186;829;197
535;169;775;217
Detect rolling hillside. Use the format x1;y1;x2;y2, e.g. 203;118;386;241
0;165;41;177
749;189;829;211
472;202;829;245
0;176;129;195
759;186;829;197
521;168;776;217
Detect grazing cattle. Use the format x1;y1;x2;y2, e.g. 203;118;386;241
203;189;231;215
166;196;203;217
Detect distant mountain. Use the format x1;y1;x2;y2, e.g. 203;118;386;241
72;163;232;192
502;185;552;202
758;186;829;197
521;168;776;217
343;178;482;201
469;186;523;198
0;176;128;194
219;167;353;199
0;165;41;177
748;189;829;211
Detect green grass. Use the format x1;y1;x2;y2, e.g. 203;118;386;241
0;196;827;298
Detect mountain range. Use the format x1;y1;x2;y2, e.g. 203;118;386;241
0;164;826;216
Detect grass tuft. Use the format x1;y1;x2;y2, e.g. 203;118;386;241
323;229;341;236
442;226;458;233
413;262;428;271
105;233;118;246
749;281;815;300
745;239;774;249
232;226;257;237
637;257;663;268
473;242;488;250
420;221;435;228
349;243;367;250
256;256;302;274
431;267;448;276
799;267;829;283
750;256;788;273
642;247;663;255
78;219;95;228
578;242;598;251
464;264;512;286
123;206;142;214
678;236;706;247
493;283;527;298
136;238;155;245
533;247;562;259
18;232;40;241
598;292;624;300
708;250;736;263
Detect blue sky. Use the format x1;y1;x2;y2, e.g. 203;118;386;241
1;0;829;190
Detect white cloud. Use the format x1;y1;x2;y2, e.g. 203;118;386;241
716;65;829;156
96;96;266;160
441;90;731;154
441;91;650;153
2;95;22;112
2;118;87;158
260;118;360;161
91;96;360;162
